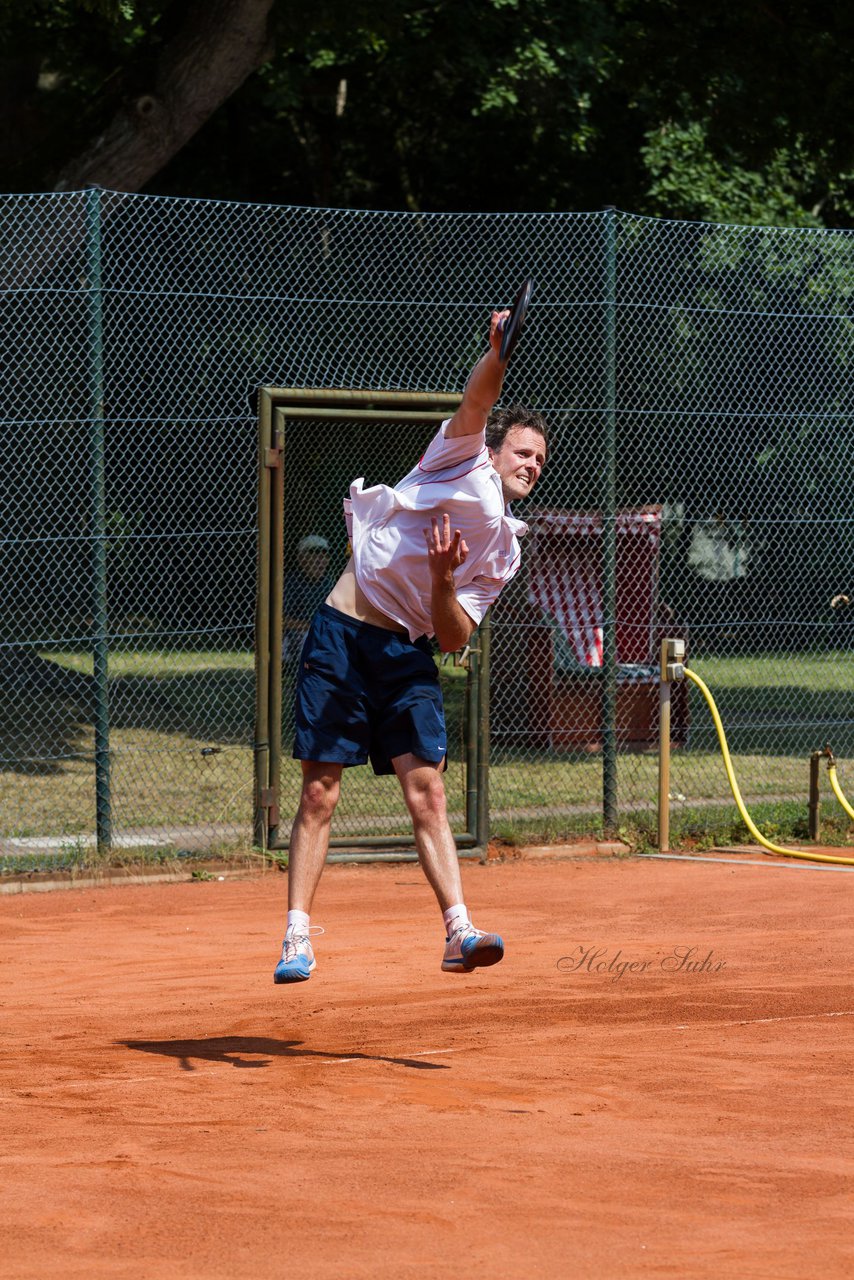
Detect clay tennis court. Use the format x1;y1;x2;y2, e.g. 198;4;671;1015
3;853;853;1278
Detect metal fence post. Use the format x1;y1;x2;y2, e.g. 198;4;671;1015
602;207;618;834
254;389;273;850
86;186;112;852
465;636;480;838
808;750;822;841
658;639;672;851
476;608;491;850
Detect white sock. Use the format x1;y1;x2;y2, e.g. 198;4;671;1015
443;903;469;936
287;909;310;935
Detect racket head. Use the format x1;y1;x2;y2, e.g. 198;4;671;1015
499;277;534;363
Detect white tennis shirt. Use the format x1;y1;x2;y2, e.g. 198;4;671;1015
344;419;528;641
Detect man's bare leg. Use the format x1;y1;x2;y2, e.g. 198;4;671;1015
393;751;503;971
392;752;464;909
273;760;342;985
288;761;343;912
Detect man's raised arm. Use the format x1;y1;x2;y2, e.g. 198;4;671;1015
445;309;509;439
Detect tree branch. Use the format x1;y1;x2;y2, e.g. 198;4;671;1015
54;0;275;193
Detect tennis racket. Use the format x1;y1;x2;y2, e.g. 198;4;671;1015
498;277;534;362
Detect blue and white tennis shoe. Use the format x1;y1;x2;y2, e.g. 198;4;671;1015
273;925;322;984
441;922;504;972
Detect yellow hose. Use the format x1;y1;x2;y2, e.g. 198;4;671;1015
828;762;854;823
683;667;854;866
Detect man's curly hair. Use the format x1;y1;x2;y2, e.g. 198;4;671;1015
485;403;550;458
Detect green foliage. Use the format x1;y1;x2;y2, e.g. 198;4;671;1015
3;0;854;225
642;121;825;227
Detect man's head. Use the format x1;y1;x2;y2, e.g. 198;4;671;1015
297;534;330;580
486;404;549;503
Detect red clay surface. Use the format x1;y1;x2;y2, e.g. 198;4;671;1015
2;856;853;1279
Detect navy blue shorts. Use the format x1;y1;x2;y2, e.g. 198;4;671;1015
292;604;447;776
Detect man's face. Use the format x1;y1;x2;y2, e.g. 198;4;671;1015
488;426;546;503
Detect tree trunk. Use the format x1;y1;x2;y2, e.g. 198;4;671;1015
54;0;275;193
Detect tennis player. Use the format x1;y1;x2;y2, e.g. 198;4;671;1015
274;307;548;983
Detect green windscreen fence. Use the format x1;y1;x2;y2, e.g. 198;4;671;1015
1;192;853;863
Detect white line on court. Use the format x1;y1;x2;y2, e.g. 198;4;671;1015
320;1046;463;1065
637;853;854;873
669;1010;854;1031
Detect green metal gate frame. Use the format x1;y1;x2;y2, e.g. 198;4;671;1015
254;386;490;858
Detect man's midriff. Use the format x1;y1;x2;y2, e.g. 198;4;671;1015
325;558;408;633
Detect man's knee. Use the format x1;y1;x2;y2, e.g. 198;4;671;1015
401;766;448;822
298;768;341;821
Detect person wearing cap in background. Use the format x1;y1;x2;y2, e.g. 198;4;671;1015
283;535;333;665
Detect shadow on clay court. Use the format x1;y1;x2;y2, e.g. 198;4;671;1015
119;1035;451;1072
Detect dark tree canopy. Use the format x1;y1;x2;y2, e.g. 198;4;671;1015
2;1;854;223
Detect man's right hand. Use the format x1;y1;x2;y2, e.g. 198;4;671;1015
490;308;511;359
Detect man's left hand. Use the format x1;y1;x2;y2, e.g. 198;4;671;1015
423;513;469;579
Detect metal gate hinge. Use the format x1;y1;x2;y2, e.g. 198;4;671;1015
265;447;282;469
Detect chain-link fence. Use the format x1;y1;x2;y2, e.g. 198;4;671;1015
2;192;853;865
